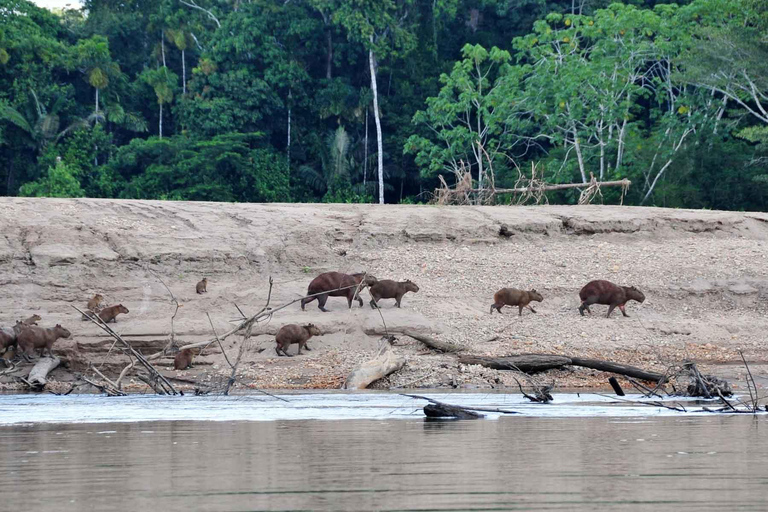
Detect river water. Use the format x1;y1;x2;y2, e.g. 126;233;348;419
1;393;766;511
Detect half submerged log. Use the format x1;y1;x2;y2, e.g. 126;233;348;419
343;337;405;390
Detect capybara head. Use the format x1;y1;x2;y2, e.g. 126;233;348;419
528;289;544;302
305;323;321;337
201;277;207;284
54;324;72;339
363;275;378;287
404;280;419;293
626;286;645;303
93;294;104;301
116;304;130;314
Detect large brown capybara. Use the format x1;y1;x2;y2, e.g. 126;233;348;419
578;280;645;318
196;278;208;294
275;324;321;357
369;279;419;309
17;324;71;361
490;288;543;316
301;272;377;312
98;304;129;323
174;348;194;370
1;316;42;354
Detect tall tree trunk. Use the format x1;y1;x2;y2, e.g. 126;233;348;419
369;40;384;205
573;129;587;183
326;27;333;80
598;117;605;180
159;102;163;139
182;49;187;95
95;88;99;113
287;89;292;172
363;106;368;190
161;31;167;69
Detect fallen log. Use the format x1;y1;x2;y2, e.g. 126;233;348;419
26;356;60;391
569;357;666;384
459;354;572;373
343;337;405;390
401;394;520;419
401;330;466;353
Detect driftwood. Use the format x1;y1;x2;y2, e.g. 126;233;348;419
460;353;668;384
459;354;572;373
343;337;405;390
401;394;520;419
369;329;466;353
26;356;60;391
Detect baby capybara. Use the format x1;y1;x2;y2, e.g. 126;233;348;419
301;272;377;312
369;279;420;309
17;324;71;360
579;280;645;318
87;294;104;311
174;348;194;370
22;314;42;325
98;304;129;323
490;288;543;316
275;323;321;357
196;278;207;294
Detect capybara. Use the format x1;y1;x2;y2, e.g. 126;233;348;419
174;348;194;370
275;323;321;357
87;294;104;311
98;304;129;323
301;272;377;312
17;324;71;360
578;280;645;318
490;288;544;316
369;279;420;308
0;323;21;353
22;314;42;326
196;278;207;294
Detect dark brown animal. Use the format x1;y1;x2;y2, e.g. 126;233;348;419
0;322;21;353
196;278;207;294
174;348;194;370
579;280;645;318
369;279;420;309
98;304;129;323
87;294;104;311
17;324;71;360
301;272;377;312
490;288;544;316
275;324;321;357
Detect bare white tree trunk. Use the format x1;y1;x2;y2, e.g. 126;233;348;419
182;49;186;95
287;89;292;171
572;129;587;183
363;106;368;190
95;88;99;114
159;102;163;139
369;39;384;204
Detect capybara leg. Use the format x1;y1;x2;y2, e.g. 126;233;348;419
369;298;380;309
303;342;311;351
301;296;314;311
396;294;403;308
317;294;329;312
355;292;364;307
528;305;537;313
297;343;303;355
579;297;596;316
518;305;524;316
606;304;617;318
619;304;629;317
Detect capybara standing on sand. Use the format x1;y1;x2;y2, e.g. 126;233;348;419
490;288;543;316
578;280;645;318
196;278;207;294
98;304;129;323
22;314;42;326
17;324;71;360
275;324;321;356
301;272;377;312
174;348;194;370
369;280;420;309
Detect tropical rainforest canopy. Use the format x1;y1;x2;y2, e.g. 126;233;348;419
1;0;766;209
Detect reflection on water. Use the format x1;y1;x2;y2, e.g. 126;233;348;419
1;408;766;511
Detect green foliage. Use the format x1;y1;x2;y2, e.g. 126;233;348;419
19;159;85;198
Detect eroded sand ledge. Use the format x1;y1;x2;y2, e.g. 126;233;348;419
1;198;767;392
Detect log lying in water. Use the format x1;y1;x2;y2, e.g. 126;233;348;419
26;356;60;391
460;353;667;384
343;337;405;390
424;403;484;419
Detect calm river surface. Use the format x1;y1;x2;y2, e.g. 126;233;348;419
1;393;766;511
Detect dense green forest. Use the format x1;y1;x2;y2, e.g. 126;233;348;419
1;0;766;209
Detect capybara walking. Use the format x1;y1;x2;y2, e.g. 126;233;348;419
369;279;419;309
17;324;71;360
578;280;645;318
1;317;41;353
98;304;129;323
490;288;543;316
22;314;42;326
174;348;194;370
196;278;207;294
275;324;321;356
301;272;377;312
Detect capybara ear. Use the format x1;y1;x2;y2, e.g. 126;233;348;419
56;324;61;327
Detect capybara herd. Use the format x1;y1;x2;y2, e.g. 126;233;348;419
1;268;646;371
